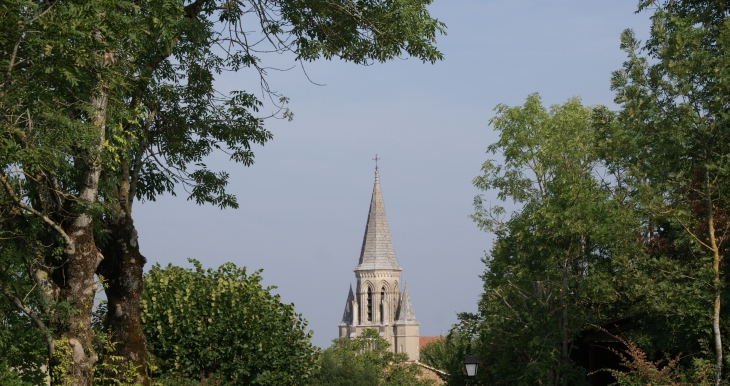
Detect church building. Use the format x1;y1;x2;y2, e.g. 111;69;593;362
338;168;420;361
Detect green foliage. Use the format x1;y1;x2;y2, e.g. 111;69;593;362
315;347;381;386
0;252;48;386
419;328;474;386
281;0;446;64
605;1;730;381
0;361;25;386
312;329;433;386
2;0;157;381
140;259;317;385
0;310;46;386
463;3;730;384
50;338;73;386
92;329;141;386
469;94;639;385
99;0;447;211
602;328;715;386
3;0;447;384
149;373;200;386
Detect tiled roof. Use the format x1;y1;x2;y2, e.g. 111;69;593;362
419;336;444;348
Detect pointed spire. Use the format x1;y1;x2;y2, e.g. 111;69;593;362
396;283;418;325
341;285;355;324
355;169;402;271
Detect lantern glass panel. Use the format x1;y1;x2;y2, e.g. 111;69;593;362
465;363;478;377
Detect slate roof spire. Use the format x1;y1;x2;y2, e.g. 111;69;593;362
355;168;402;271
396;283;418;325
341;285;355;324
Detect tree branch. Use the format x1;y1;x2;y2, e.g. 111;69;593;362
0;172;73;248
673;213;713;250
3;291;55;356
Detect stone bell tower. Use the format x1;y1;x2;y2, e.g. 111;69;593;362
338;167;420;360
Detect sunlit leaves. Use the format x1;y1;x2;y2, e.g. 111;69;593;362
469;95;639;385
313;329;433;386
140;259;317;385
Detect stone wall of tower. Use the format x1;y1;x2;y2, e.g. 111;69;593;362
338;288;420;361
355;270;400;326
394;323;420;361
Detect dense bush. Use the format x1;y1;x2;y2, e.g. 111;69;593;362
141;260;318;385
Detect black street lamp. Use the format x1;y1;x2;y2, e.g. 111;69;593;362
464;353;478;384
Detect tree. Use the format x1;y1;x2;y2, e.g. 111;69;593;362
469;95;639;385
140;259;317;385
311;328;433;386
608;1;730;383
0;190;52;385
0;297;46;386
418;323;474;386
1;0;145;383
1;1;446;384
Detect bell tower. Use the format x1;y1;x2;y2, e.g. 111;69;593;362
338;167;420;360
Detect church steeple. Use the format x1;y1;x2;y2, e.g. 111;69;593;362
339;166;419;361
355;169;402;271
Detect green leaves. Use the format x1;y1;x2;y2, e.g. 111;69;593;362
141;259;317;385
468;95;640;385
281;0;446;64
464;3;730;384
603;3;730;383
312;329;433;386
4;1;447;384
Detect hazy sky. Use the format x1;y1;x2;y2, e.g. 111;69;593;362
134;1;653;348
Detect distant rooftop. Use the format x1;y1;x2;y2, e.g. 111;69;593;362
419;336;444;348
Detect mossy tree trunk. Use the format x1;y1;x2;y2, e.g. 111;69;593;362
98;214;149;386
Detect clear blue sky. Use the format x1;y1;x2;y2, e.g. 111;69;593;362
134;1;653;348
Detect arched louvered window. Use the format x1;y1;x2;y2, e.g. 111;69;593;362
394;282;399;317
380;287;386;323
367;287;373;322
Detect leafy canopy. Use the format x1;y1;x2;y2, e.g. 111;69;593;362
141;259;318;385
312;329;434;386
468;94;641;385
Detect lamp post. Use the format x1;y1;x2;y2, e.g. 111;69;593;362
464;353;478;385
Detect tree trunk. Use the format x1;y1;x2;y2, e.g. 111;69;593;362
50;216;104;385
97;214;149;386
561;257;569;386
707;172;723;386
49;79;108;386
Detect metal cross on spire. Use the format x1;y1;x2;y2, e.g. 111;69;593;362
372;154;380;170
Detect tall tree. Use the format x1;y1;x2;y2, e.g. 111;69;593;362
470;95;638;385
1;0;143;383
609;1;730;383
1;0;446;385
95;1;445;384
